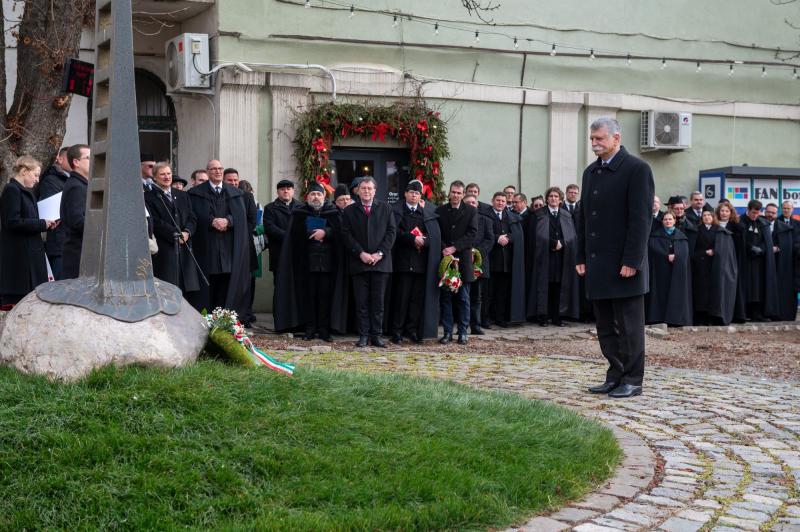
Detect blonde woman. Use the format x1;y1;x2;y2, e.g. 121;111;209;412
0;156;58;308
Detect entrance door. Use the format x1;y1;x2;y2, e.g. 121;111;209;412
331;148;410;204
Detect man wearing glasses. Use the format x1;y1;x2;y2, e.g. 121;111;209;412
61;144;91;279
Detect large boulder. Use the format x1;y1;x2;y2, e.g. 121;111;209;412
0;292;207;381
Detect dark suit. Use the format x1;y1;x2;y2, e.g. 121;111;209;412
390;202;428;337
471;210;495;329
436;201;478;335
144;187;199;294
37;165;69;279
685;203;714;225
263;197;299;323
341;200;397;337
487;209;515;325
60;171;89;279
577;146;654;387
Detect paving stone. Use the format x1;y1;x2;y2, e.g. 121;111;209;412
548;507;599;523
512;516;570;532
636;494;686;507
716;515;762;531
574;524;621;532
726;505;770;521
607;508;657;526
590;517;640;531
659;517;704;532
573;493;620;511
677;509;712;521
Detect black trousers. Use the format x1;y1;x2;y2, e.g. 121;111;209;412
304;272;332;335
470;277;488;328
488;272;511;324
592;295;645;386
352;272;390;337
209;273;230;312
547;282;561;323
391;272;425;336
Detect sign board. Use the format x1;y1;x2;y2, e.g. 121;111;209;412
752;178;780;204
700;174;722;207
62;58;94;98
724;178;751;209
781;179;800;209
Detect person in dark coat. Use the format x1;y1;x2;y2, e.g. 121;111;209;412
466;182;494;216
690;210;739;325
528;187;580;326
685;191;715;225
645;212;692;326
436;181;479;344
388;180;441;343
576;117;654;399
765;203;796;321
341;176;397;348
333;184;353;212
667;196;698;250
485;191;526;326
144;162;200;296
274;183;347;340
716;201;747;322
651;195;664;232
263;179;300;326
224;168;258;325
37;147;70;280
738;200;779;321
0;157;58;307
463;194;494;335
60;144;91;279
187;160;253;319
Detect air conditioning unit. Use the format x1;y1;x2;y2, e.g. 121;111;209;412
640;111;692;151
165;33;211;93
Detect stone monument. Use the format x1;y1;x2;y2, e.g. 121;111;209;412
0;0;207;380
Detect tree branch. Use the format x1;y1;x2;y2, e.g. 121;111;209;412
460;0;501;23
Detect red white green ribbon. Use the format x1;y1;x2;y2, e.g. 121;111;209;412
242;337;295;376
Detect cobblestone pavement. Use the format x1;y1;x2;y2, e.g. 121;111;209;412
289;347;800;531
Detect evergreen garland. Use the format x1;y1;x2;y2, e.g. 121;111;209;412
293;100;449;203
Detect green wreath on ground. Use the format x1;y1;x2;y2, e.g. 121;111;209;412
293;100;449;203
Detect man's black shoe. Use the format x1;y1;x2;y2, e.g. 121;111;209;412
482;322;492;330
391;334;403;344
471;326;485;335
457;332;468;345
588;381;618;394
539;320;549;327
371;336;387;348
302;333;316;341
356;336;369;348
407;333;422;344
495;321;509;328
553;321;567;327
439;333;453;344
319;334;332;342
608;384;642;398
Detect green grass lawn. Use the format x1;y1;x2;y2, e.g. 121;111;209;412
0;361;620;530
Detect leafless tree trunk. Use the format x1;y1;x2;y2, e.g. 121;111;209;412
0;0;93;188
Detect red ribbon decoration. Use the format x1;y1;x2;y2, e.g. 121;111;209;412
416;119;428;132
371;122;390;142
312;138;327;152
314;173;335;195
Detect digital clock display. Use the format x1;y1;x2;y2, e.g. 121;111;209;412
62;58;94;98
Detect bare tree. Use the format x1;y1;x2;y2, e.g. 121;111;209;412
0;0;93;187
460;0;500;23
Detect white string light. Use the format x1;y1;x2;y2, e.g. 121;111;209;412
294;1;800;78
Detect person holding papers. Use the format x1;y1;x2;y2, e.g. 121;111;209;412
0;156;59;308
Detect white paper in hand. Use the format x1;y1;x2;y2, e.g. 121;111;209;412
37;192;62;221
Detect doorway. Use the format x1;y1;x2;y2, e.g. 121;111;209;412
331;147;410;204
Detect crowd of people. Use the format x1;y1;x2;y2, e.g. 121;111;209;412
1;124;797;349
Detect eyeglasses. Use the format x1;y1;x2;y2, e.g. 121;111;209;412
144;163;155;168
208;167;223;171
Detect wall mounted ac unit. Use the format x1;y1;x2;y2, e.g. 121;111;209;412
165;33;211;93
640;110;692;151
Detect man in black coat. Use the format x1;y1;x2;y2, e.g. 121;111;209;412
37;147;70;280
738;200;779;321
436;180;479;344
685;191;714;225
60;144;91;279
274;183;346;340
187;159;253;319
466;182;494;216
144;162;200;296
263;179;300;327
388;180;441;343
577;117;654;399
224;168;259;324
486;191;526;327
765;203;795;321
341;176;397;348
463;194;494;335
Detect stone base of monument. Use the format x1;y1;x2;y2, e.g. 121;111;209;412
0;291;208;381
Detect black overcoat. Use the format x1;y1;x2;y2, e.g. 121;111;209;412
645;228;692;326
436;202;478;283
274;202;350;333
576;146;655;300
37;165;69;257
144;187;200;293
738;216;779;318
340;200;397;274
707;226;738;325
60;171;88;279
386;202;442;339
772;220;796;321
0;179;48;297
474;211;495;280
263;198;299;272
527;207;579;320
188;182;252;316
727;221;749;322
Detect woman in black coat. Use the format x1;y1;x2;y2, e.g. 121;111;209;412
0;156;59;307
717;201;747;322
691;210;738;325
645;211;692;326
